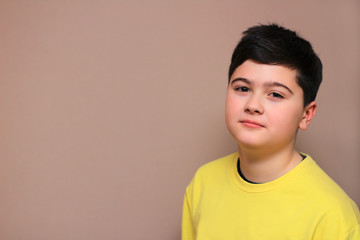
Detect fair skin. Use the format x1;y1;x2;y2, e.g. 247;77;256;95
225;60;317;183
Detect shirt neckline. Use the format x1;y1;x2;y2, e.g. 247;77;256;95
230;152;313;193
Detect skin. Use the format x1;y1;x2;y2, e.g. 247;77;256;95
225;60;317;183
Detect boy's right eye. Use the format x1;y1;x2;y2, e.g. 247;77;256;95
235;86;250;92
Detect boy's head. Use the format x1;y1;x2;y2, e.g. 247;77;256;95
228;24;322;107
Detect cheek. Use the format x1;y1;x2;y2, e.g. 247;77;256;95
225;95;240;120
269;106;303;130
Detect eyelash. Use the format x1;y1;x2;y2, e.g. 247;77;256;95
269;92;284;99
235;86;284;99
235;86;250;92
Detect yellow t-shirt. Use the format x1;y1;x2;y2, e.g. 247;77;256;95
182;153;360;240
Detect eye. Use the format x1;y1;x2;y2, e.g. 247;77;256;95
269;92;284;99
235;86;250;92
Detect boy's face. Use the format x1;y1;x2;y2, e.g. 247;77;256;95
225;60;316;151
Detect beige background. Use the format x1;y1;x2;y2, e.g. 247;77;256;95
0;0;359;239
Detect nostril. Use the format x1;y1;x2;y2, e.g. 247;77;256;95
245;106;262;114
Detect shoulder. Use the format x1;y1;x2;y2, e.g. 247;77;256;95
197;152;236;172
192;152;237;181
300;155;360;226
301;156;354;204
186;152;237;194
185;153;237;213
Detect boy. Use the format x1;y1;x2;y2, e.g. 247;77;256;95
182;24;360;239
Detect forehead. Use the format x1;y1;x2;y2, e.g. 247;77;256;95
231;60;298;86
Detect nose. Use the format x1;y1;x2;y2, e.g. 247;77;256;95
244;95;264;115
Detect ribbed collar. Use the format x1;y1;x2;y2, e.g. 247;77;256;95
230;152;314;193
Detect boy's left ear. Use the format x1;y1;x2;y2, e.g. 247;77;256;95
299;101;317;130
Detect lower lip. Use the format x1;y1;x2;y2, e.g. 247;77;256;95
241;122;264;128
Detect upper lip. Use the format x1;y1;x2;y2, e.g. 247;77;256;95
240;119;265;127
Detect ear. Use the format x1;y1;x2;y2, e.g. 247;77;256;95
299;101;317;130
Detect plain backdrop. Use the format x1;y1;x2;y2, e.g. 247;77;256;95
0;0;359;239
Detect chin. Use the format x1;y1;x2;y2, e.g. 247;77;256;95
238;141;266;149
233;135;267;149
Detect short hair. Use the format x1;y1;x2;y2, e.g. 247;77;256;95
228;24;322;106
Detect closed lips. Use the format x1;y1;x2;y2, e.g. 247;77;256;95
240;120;265;127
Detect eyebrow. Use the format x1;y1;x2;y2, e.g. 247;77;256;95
231;78;250;85
230;77;293;94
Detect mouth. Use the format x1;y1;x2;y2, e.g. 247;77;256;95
240;120;265;128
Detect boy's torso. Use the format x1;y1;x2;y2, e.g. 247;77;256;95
185;153;360;240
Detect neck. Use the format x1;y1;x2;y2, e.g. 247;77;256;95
237;144;303;183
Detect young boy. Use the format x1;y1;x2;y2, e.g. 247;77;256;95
182;24;360;239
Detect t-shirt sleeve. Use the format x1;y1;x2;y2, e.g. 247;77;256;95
344;224;360;240
312;200;360;240
182;188;195;240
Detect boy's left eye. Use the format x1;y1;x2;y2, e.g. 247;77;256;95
269;92;284;98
